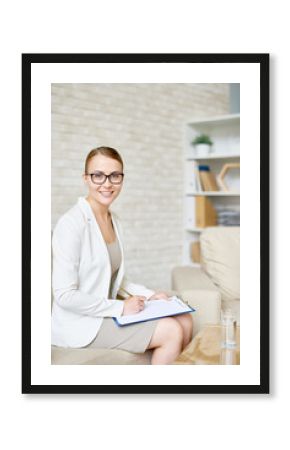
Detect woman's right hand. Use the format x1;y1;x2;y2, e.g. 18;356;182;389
122;295;146;315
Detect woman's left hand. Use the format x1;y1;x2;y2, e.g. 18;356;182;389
147;290;171;301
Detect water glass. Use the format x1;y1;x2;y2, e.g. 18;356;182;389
221;309;237;350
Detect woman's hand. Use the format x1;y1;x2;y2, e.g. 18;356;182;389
147;290;171;301
122;295;146;315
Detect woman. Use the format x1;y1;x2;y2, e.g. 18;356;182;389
51;146;193;364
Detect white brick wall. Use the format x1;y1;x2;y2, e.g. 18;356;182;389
52;83;229;291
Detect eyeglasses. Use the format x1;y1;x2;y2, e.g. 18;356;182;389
86;171;125;185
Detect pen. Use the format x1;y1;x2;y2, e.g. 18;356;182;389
119;288;148;301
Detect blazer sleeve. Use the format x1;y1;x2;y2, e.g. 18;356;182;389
52;216;124;318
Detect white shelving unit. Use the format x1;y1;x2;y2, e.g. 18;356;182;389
183;114;240;266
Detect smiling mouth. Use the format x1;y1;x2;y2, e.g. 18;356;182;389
99;191;113;197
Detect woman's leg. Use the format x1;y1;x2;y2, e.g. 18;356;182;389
147;317;184;365
173;313;194;350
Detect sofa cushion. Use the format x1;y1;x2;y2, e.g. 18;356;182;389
51;346;152;365
200;227;240;303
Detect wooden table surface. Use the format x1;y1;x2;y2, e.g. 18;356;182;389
174;324;240;365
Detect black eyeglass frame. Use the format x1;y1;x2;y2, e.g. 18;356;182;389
86;171;125;185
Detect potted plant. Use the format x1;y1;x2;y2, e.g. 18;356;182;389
191;134;213;156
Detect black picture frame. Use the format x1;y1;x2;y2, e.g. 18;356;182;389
22;53;269;394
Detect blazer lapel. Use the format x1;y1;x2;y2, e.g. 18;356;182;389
77;197;110;262
77;197;125;297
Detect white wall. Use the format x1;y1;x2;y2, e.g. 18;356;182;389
52;83;229;290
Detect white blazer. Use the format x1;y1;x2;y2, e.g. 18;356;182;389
51;196;155;348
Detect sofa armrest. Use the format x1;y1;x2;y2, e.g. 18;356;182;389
180;289;221;334
171;266;221;334
172;266;219;292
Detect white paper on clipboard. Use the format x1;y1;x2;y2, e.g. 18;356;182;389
114;296;195;326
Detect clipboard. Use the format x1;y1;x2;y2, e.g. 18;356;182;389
113;296;195;327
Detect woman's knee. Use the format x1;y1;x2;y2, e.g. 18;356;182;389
149;317;183;349
174;314;194;347
179;314;194;335
164;317;184;343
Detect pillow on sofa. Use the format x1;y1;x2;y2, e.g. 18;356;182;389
200;227;240;303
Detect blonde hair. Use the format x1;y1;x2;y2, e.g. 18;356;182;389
84;146;124;174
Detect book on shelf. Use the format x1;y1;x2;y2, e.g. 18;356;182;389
190;241;201;263
195;196;217;228
198;165;219;191
185;196;218;229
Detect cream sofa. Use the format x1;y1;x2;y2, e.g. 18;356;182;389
172;226;240;327
52;344;153;365
51;287;200;365
51;226;237;365
51;289;222;366
51;284;219;365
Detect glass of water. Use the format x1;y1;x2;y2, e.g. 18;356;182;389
220;309;237;364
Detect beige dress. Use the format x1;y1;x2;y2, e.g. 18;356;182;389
85;226;159;354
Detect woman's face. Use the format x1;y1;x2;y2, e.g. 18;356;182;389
84;154;124;207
